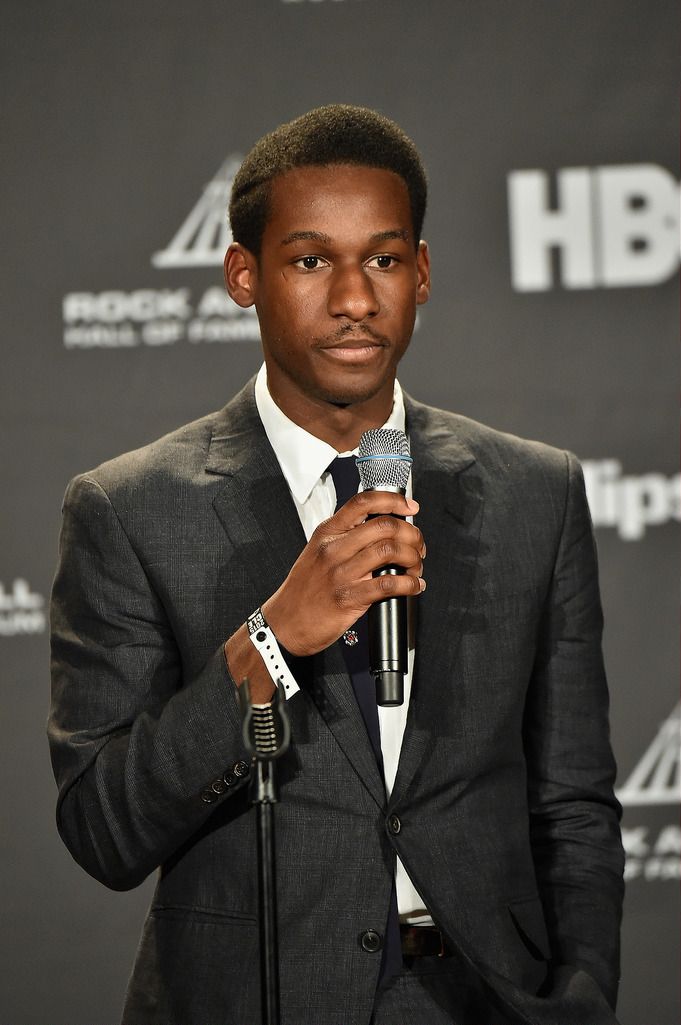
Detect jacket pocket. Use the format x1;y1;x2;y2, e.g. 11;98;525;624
124;906;260;1025
507;894;551;962
150;903;257;924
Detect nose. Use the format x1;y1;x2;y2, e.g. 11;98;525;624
327;265;379;321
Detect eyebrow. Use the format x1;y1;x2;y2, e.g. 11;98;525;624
369;229;410;244
280;228;410;246
281;231;331;246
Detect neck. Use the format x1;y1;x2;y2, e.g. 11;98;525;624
292;403;391;451
265;375;397;451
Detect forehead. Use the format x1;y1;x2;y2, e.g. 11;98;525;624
263;164;413;243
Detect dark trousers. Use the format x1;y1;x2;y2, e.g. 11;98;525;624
371;955;510;1025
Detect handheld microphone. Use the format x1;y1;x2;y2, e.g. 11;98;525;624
356;429;413;707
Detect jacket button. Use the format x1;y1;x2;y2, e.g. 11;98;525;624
388;814;401;835
360;929;383;953
233;760;250;778
222;771;235;787
200;788;217;804
211;778;228;795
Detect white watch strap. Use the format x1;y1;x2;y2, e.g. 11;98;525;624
246;608;300;699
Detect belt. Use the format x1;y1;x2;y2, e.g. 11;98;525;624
399;924;451;958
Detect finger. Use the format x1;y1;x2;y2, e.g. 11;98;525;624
317;513;425;560
365;515;426;557
371;572;426;596
337;573;426;611
337;539;424;583
331;489;419;529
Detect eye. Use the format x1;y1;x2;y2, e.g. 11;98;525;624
293;255;328;270
367;255;397;269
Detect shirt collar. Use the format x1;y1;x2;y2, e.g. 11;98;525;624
254;363;407;505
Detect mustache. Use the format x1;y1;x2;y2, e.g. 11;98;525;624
317;323;390;347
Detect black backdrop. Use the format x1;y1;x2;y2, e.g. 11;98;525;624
1;2;678;1022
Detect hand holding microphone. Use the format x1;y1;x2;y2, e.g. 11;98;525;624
254;430;424;704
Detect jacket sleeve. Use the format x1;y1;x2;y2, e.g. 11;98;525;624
48;474;252;892
523;451;625;1008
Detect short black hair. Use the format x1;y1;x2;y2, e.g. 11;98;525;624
229;104;428;257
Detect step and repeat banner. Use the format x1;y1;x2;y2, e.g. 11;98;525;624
2;2;677;1022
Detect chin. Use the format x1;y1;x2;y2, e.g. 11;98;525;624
316;380;386;408
312;362;395;406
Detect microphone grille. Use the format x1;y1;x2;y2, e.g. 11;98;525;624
356;428;412;491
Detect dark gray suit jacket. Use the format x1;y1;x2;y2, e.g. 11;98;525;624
49;380;624;1025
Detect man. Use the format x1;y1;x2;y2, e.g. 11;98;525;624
49;105;624;1025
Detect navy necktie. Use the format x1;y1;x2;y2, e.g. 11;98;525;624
327;456;403;981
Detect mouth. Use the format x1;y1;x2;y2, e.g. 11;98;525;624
319;343;384;364
318;332;388;364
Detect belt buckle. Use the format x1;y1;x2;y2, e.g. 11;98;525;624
400;925;448;958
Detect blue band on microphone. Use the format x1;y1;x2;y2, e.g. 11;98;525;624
355;453;413;465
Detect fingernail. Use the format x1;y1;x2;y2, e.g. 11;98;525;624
419;578;426;592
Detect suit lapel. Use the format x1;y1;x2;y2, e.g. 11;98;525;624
206;380;386;808
308;645;388;808
207;386;306;603
390;395;485;806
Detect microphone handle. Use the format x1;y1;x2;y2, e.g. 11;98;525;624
368;565;407;707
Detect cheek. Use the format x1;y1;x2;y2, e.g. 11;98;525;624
387;290;417;332
378;277;418;315
274;289;324;335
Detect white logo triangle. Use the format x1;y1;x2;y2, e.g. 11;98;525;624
616;703;681;806
152;156;242;269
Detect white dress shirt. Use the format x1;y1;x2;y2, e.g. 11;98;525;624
254;364;431;923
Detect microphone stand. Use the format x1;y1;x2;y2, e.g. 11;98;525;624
239;680;291;1025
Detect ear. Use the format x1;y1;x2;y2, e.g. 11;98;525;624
415;240;431;306
224;243;257;308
